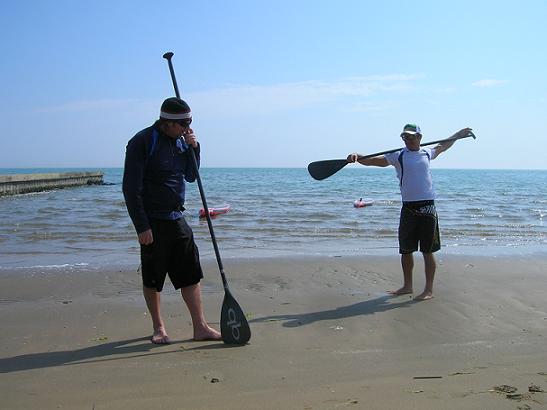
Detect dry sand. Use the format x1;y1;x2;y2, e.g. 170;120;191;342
1;254;546;409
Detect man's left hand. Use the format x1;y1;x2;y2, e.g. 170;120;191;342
451;127;473;139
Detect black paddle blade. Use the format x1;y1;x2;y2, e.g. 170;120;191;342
220;288;251;345
307;159;349;180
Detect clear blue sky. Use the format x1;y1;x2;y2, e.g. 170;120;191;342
1;0;546;169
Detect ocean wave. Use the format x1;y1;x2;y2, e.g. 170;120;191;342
1;168;546;268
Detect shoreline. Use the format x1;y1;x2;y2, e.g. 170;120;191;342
2;244;547;274
1;254;546;409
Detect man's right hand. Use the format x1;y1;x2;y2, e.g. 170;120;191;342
347;153;359;163
138;229;154;245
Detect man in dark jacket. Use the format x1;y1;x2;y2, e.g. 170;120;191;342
123;97;220;343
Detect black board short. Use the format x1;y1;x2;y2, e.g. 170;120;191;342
140;217;203;292
398;200;441;254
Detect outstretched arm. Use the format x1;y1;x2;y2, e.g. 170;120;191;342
432;127;472;159
347;153;390;167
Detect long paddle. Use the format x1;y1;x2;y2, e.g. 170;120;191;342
162;52;251;345
308;132;476;181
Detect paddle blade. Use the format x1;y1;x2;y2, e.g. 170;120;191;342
220;288;251;345
307;159;349;180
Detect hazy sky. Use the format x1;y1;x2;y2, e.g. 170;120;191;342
1;0;546;169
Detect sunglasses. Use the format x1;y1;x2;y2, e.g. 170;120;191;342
401;133;421;140
176;119;192;128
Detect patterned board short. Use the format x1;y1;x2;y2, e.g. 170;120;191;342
398;200;441;254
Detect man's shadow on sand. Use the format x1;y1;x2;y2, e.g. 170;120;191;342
0;336;187;374
250;294;416;328
2;296;415;373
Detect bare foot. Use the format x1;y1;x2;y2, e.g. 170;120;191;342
151;327;170;344
414;291;434;301
193;326;222;341
388;287;413;296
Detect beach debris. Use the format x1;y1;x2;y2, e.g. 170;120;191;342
61;300;72;304
493;385;518;394
450;371;476;376
330;325;344;331
517;404;531;410
490;385;540;403
528;384;543;392
210;377;221;383
413;376;442;379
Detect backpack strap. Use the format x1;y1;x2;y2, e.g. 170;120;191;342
140;128;158;170
148;129;158;157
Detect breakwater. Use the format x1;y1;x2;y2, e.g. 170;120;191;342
0;172;104;196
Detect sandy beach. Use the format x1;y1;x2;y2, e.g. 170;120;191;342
1;254;546;409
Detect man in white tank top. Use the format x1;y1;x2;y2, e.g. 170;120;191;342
347;124;472;300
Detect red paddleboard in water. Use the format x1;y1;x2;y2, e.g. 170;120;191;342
199;205;231;218
353;199;374;208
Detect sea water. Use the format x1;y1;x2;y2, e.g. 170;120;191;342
0;167;545;271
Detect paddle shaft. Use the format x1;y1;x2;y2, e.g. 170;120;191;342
162;52;229;290
307;132;476;180
355;132;476;161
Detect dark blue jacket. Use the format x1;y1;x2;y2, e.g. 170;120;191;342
122;122;200;233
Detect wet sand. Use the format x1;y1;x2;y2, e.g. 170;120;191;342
1;254;546;409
